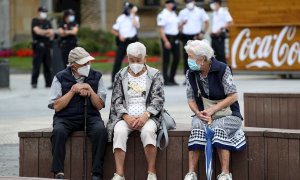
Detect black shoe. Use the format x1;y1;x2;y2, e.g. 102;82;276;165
164;81;172;86
55;173;64;179
32;84;37;89
92;175;102;180
169;81;179;86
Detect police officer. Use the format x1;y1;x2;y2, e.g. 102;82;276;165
179;0;209;76
31;6;54;88
210;0;233;64
110;3;139;88
157;0;180;86
58;9;78;68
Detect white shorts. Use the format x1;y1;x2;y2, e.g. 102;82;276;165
113;119;157;152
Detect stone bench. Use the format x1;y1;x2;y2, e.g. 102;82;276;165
19;125;300;180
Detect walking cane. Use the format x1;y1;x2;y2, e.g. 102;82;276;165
83;97;88;180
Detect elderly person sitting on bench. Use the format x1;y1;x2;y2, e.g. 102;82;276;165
106;42;165;180
183;40;246;180
48;47;107;180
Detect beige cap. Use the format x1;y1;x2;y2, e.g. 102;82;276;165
68;47;95;65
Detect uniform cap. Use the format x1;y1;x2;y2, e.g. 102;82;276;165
185;0;194;3
38;6;48;12
211;0;221;3
165;0;175;4
64;9;75;16
68;47;95;65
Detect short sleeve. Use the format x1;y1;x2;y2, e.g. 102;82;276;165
222;66;237;95
178;10;184;22
48;76;62;109
112;15;122;30
157;13;166;27
186;72;195;101
31;19;38;29
97;78;107;106
201;9;209;22
224;9;233;23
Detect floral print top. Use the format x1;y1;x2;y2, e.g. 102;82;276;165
127;71;147;116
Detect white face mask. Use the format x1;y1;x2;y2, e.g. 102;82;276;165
77;65;90;77
129;63;144;74
186;2;194;10
68;15;75;22
210;3;217;11
39;12;47;19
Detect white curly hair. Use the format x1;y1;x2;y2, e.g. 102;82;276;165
184;40;214;60
127;42;146;58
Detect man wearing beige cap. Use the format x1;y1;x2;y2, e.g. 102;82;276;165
48;47;107;180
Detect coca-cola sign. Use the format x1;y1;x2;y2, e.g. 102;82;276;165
230;26;300;70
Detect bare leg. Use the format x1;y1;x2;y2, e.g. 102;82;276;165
114;148;126;176
217;149;230;174
188;150;200;172
144;145;157;173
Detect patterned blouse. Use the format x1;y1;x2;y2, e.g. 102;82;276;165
127;71;147;116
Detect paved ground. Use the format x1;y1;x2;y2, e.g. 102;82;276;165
1;73;300;176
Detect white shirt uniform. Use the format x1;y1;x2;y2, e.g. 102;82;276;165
178;7;209;35
157;8;179;35
112;14;140;38
211;7;233;34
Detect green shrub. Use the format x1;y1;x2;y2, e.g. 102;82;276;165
139;38;161;56
78;27;116;53
12;41;32;51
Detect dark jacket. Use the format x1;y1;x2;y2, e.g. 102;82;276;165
187;58;243;120
55;67;102;118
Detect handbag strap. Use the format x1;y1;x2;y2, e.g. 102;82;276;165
156;115;169;150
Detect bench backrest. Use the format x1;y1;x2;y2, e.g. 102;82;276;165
244;93;300;129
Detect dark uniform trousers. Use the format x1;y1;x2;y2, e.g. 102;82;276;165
181;34;197;74
211;34;227;64
31;41;52;87
51;115;107;177
60;40;77;68
161;35;180;83
111;36;138;83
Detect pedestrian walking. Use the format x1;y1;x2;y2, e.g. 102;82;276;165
157;0;180;86
31;6;54;88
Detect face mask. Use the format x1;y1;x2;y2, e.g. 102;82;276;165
129;63;144;74
39;12;47;19
186;2;194;10
68;15;75;22
77;64;90;77
188;58;200;71
210;3;217;11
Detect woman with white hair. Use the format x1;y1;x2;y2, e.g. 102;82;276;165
106;42;165;180
183;40;246;180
